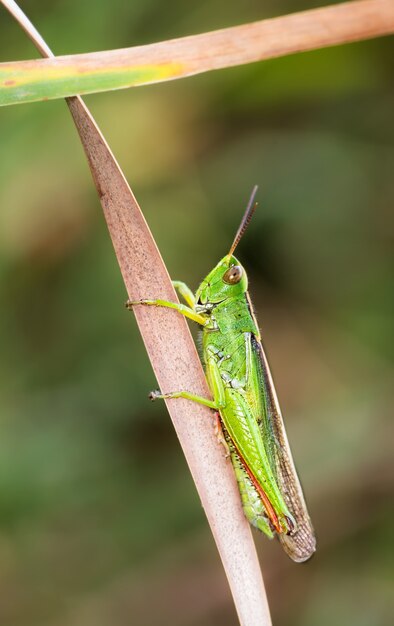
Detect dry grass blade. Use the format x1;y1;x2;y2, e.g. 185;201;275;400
1;1;272;625
1;0;393;106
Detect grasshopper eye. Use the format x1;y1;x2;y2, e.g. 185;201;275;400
223;265;243;285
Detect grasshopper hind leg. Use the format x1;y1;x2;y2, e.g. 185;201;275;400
225;433;274;538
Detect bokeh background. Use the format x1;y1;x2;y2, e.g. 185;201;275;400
0;1;393;625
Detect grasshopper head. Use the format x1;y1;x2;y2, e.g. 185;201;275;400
195;255;248;305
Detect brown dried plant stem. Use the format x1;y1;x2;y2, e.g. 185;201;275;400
1;1;272;625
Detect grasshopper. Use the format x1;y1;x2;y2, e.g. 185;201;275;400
127;187;316;562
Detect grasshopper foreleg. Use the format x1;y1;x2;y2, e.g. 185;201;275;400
149;389;219;410
148;355;227;413
172;281;196;308
126;298;206;326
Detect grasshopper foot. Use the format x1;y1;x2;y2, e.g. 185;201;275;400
126;299;143;310
149;390;162;401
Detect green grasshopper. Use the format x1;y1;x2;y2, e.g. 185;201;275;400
127;187;316;562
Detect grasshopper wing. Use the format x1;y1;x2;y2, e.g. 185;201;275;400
251;334;316;562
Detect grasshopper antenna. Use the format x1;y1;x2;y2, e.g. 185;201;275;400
227;185;259;258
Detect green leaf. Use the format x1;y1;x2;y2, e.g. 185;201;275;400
0;56;184;106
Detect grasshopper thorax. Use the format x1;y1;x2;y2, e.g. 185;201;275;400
195;255;248;305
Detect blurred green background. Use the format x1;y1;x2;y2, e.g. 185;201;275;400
0;1;393;625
